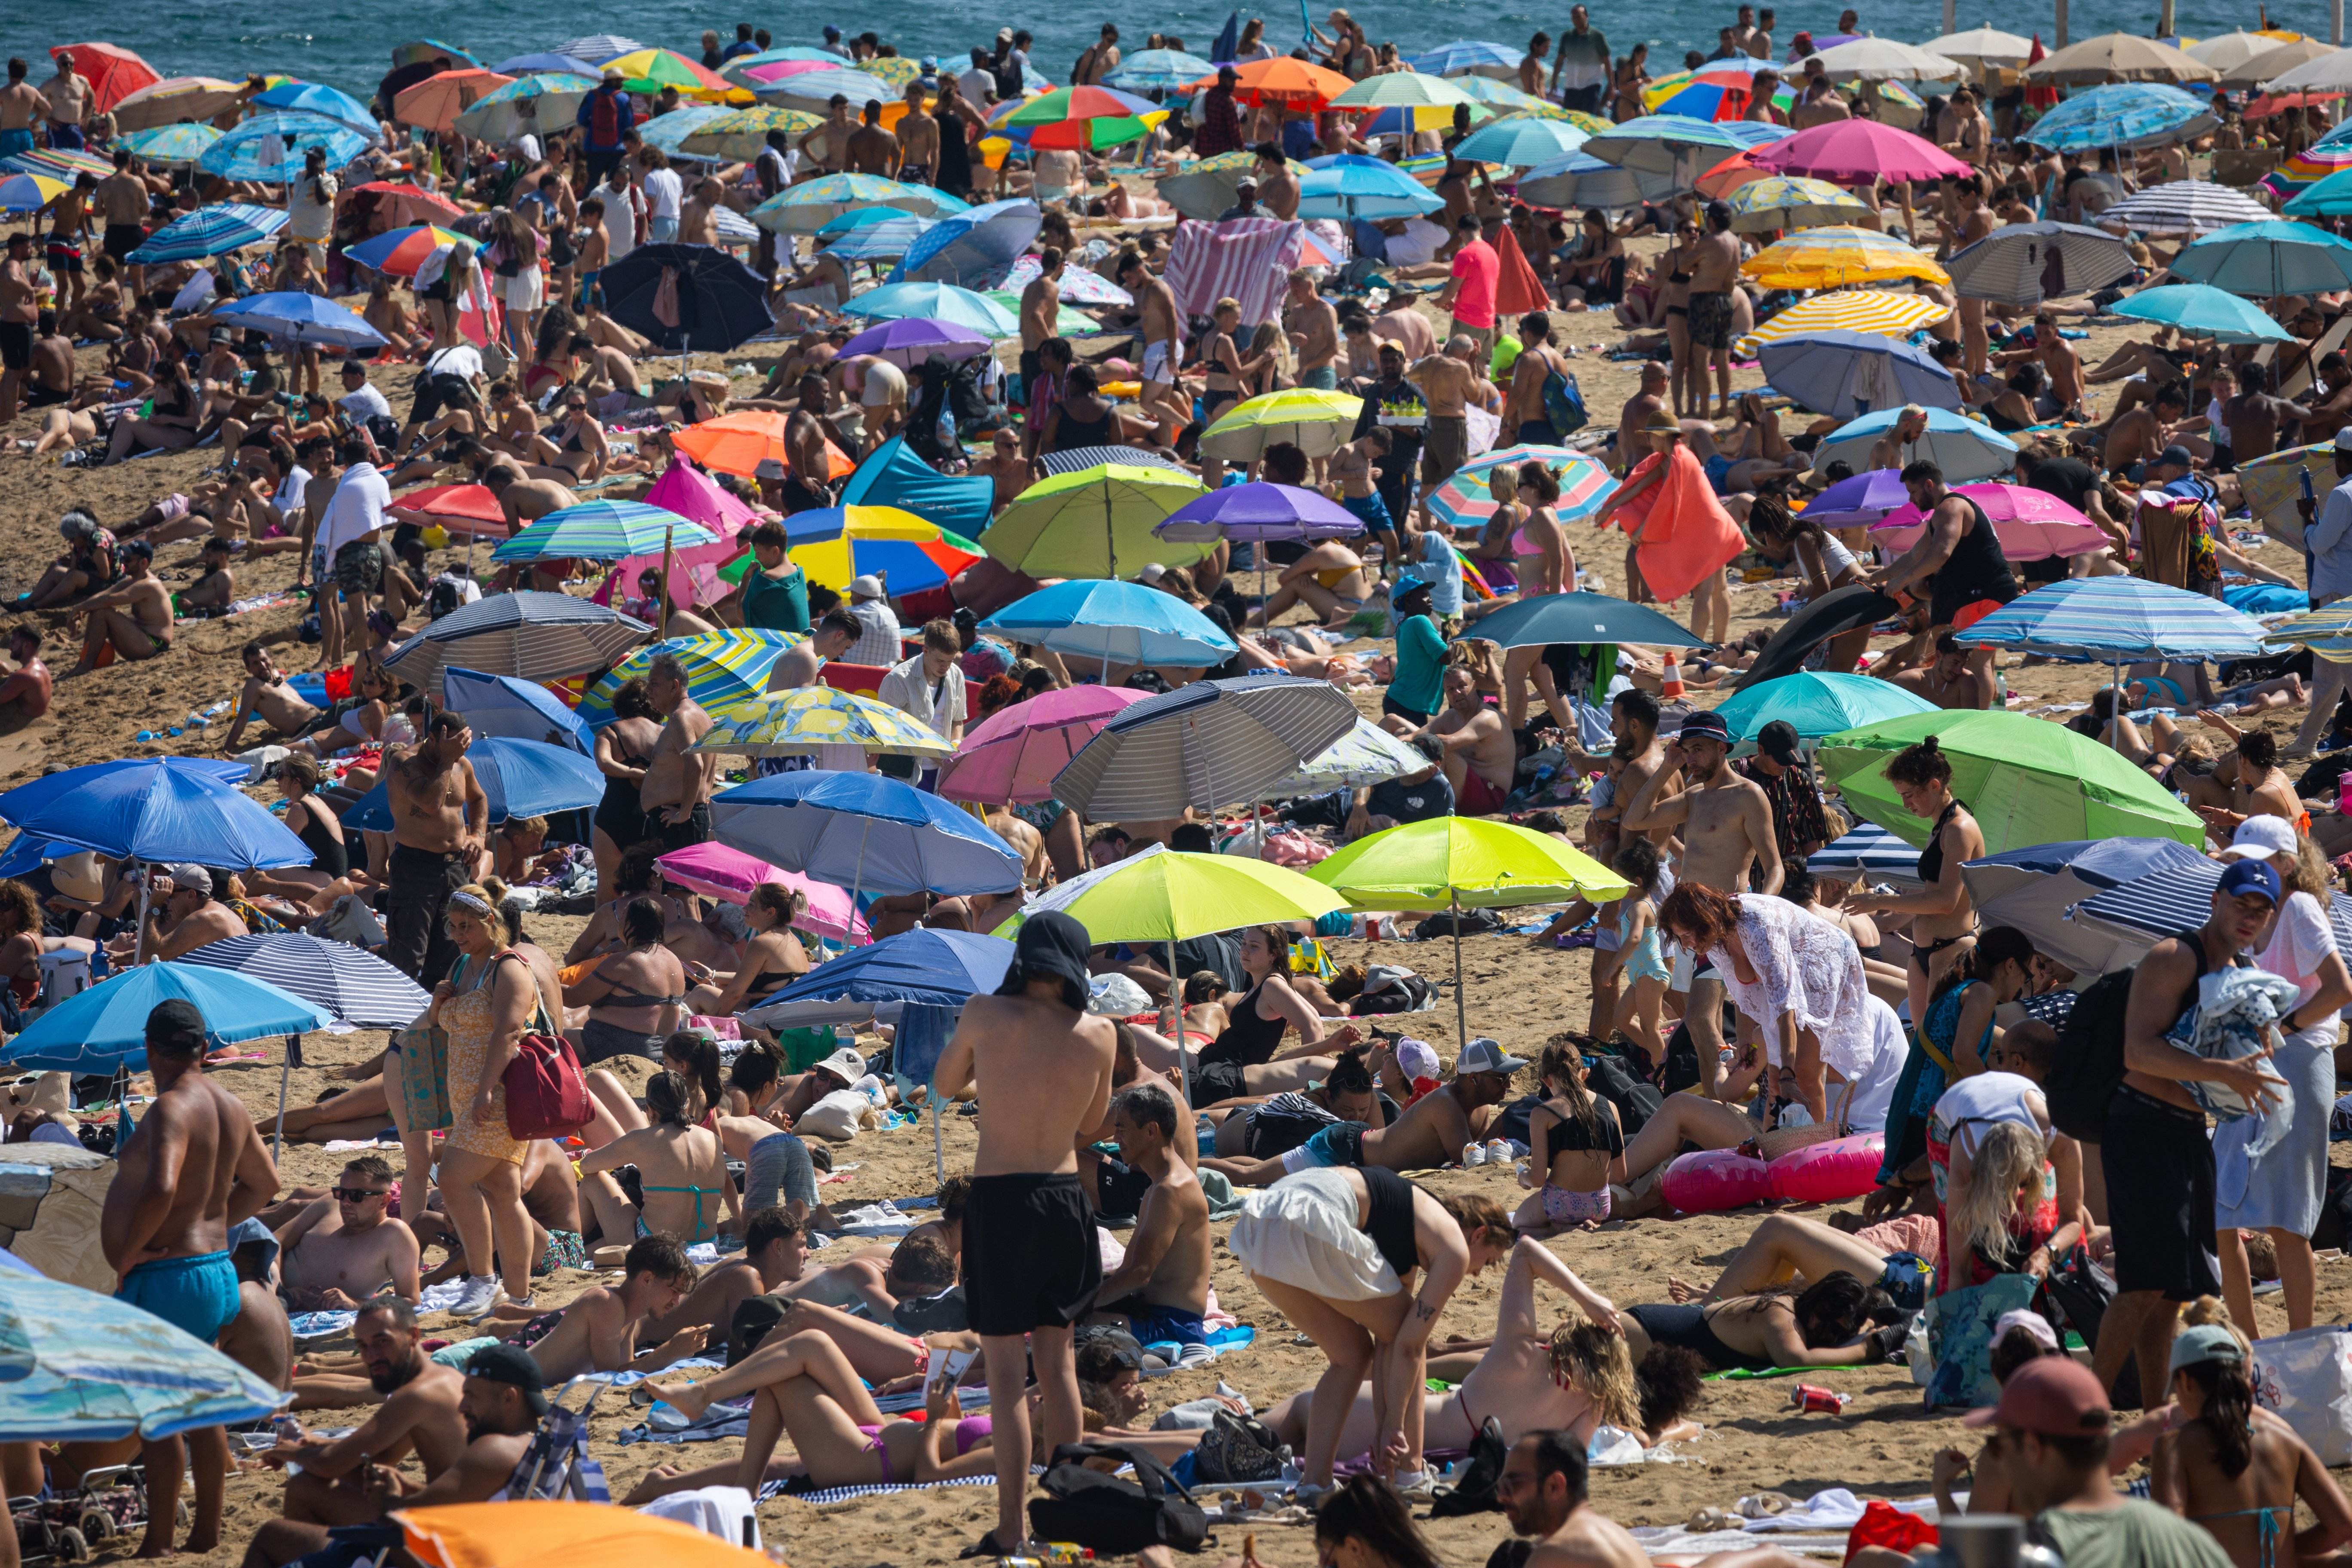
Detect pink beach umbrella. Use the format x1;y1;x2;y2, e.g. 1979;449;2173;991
936;686;1152;805
1868;482;2110;560
591;459;760;612
656;842;869;942
1749;119;1971;184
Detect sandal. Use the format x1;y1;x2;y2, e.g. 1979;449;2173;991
959;1531;1029;1559
628;1381;672;1407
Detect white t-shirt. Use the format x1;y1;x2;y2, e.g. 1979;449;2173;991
958;67;994;110
2260;888;2336;1008
272;465;313;518
877;653;968;739
641;167;684;221
425;344;483;383
600;180;639;259
287;173;339;241
860;359;908;408
318;462;391;559
1929;1070;2044;1159
339;382;393;422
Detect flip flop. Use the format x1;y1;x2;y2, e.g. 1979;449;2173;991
628;1382;671;1408
959;1531;1027;1559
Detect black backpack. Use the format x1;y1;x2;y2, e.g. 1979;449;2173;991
1029;1442;1210;1555
2043;930;2217;1145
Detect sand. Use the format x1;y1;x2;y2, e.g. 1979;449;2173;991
2;233;2337;1567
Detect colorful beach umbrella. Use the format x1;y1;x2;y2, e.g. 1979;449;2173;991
600;49;737;100
1953;575;2269;664
1713;671;1938;747
1409;40;1527;79
453;74;595;143
343;224;467;278
750;174;970;234
1812;406;2018;482
637;105;735;155
200;113;371;182
980;579;1237;671
672;410;851;480
393;69;515;132
0;173;65;213
692;685;958;761
1741;225;1949;288
2023;81;2217;150
491;500;718;564
1735;288;1949;356
1428;446;1618;528
840;280;1018;335
1750;119;1970;183
775;505;983;594
681;106;821;159
2267;148;2352;202
1000;86;1166;150
1724;175;1873;230
1200;388;1365;462
575;630;802;728
938;686;1152;805
2261;604;2352;663
115;123;221;165
0;1275;288;1439
251;80;377;135
985;466;1212;579
653;843;867;940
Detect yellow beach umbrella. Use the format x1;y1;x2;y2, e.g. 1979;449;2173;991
1199;388;1366;462
1725;176;1875;232
691;686;958;759
681;105;821;159
1741;225;1951;289
1735;288;1951;356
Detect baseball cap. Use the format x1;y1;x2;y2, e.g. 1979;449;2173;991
997;910;1093;1012
1678;709;1732;744
1235;175;1259;189
1456;1037;1530;1077
2169;1323;2247;1374
1964;1353;2111;1434
1391;572;1430;601
168;863;213;896
2335;428;2352;453
1376;337;1406;356
1993;1308;2058;1351
1755;720;1802;766
340;358;368;376
811;1046;867;1085
848;574;886;600
145;998;208;1057
1394;1037;1440;1081
824;25;844;40
2219;858;2283;906
464;1342;551;1415
2153;444;2193;471
2218;815;2298;861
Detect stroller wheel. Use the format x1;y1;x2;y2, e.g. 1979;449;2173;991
76;1511;114;1542
53;1527;89;1564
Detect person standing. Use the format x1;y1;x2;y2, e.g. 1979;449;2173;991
383;712;488;984
1284;267;1341;391
639;653;719;848
2289;431;2352;760
1196;66;1244;159
934;914;1118;1557
314;437;390;678
842;574;903;666
102;999;280;1558
1685;201;1741;420
1548;8;1611;113
1734;721;1831;885
735;521;810;633
576;69;636;187
0;59;50;161
877;619;968;788
1435;216;1499;358
40;52;86;148
286;147;338;272
637;147;683;243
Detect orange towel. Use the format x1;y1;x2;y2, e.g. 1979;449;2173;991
1600;445;1745;603
1492;225;1548;319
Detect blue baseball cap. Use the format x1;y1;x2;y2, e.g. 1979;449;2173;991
2218;858;2282;906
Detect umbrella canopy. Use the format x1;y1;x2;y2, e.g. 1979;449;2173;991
440;668;590;751
383;590;650;684
1463;590;1706;650
1922;27;2035;62
2108;282;2295;342
938;685;1153;805
1053;674;1364;818
1;962;333;1072
1580;114;1756;177
894;199;1045;286
980;580;1238;671
576;630;801;726
489;500;717;563
637;105;735;156
692;687;957;760
1735;288;1951;355
177;934;430;1028
1451;118;1590;168
1712;670;1939;745
1960;836;2220;975
1109;49;1220;90
1801;466;1914;527
1955;574;2270;662
344;224;469;278
1817;710;2205;852
820;213;934;262
1295;155;1447;220
343;179;465;225
1200;389;1365;461
1724;175;1874;230
1812;406;2019;482
680;106;821;159
777;506;980;594
2070;863;2352;971
999;841;1348;946
386;484;507;536
652;844;866;940
252;80;379;135
0;173;65;213
711;771;1023;897
2187;30;2300;68
2265;148;2352;201
840;280;1018;335
394;40;482;66
1155;481;1364;543
600;48;734;99
753;66;897;111
1157;149;1315;219
600;243;772;352
393;69;515;132
1741;226;1950;288
2023;82;2217;149
1869;482;2113;560
744;928;1013;1023
0;757;310;869
1427;445;1619;528
1196;56;1354;106
200;114;371;182
0;1276;286;1440
1945;220;2135;306
835;317;993;369
1267;717;1436;793
992;252;1130;306
113;125;223;166
111;76;245;132
2262;603;2352;663
2260;43;2352;93
453;74;594;143
998;88;1164;151
340;738;606;830
1759;330;1963;418
671;409;850;480
1330;72;1475;109
1809;821;1928;888
210;292;387;351
2099;179;2273;234
1798;38;1966;79
1750;119;1970;182
984;464;1211;579
552;34;646;62
52;43;159;114
396;1503;771;1568
1409;40;1527;78
2169;219;2352;297
2026;32;2218;83
492;52;604;77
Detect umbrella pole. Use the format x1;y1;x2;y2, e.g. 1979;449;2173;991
850;815;872;946
1451;888;1468;1049
1168;937;1189;1107
273;1033;294;1154
660;523;676;633
2113;657;2124;753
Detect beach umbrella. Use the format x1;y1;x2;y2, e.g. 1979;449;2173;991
339;738;605;832
393;69;514;133
600;243;772;353
985;253;1131;307
1199;388;1365;462
1330;72;1475;111
1798;38;1966;79
822;216;935;261
491;52;603;77
1724;175;1873;230
575;630;801;727
2259;44;2352;95
669;410;850;481
439;667;590;751
251;81;378;136
1197;56;1354;107
1960;837;2220;975
343;179;466;226
382;590;650;684
1737;289;1950;358
1868;482;2113;560
453;74;595;143
815;206;925;238
386;482;504;536
1427;446;1619;528
1267;718;1436;794
984;464;1212;580
2;147;115;183
778;505;981;594
110;76;244;132
743;928;1012;1026
1463;590;1706;650
1817;710;2204;852
200;113;371;182
893;199;1043;286
1054;673;1359;822
1750;119;1970;183
1354;98;1498;136
0;173;64;213
1517;150;1681;211
712;771;1023;903
839;280;1016;335
2169;219;2352;297
51;43;158;114
0;1275;287;1440
343;224;469;278
653;843;866;941
637;105;735;156
1945;220;2135;306
0;961;332;1074
2023;82;2217;150
1037;447;1193;480
680;106;821;159
2261;604;2352;662
834;317;992;368
600;49;735;100
1955;574;2269;665
392;40;481;67
1808;821;1927;889
1713;671;1938;747
2235;37;2335;95
209;292;387;352
1409;40;1526;78
0;757;311;870
1759;331;1963;418
1155;481;1364;543
1157;149;1311;220
980;580;1238;676
2071;864;2352;972
1799;467;1913;527
1295;155;1446;220
1452;117;1590;168
552;35;644;63
1581;114;1755;178
490;500;717;564
2264;148;2352;201
692;686;957;761
1312;817;1630;1042
396;1502;771;1568
2024;33;2217;83
752;67;896;112
937;686;1154;805
2098;180;2272;233
1811;405;2018;481
1109;49;1220;90
114;124;221;167
1742;226;1949;288
2110;282;2297;342
1922;27;2034;64
2187;30;2299;69
1646;70;1762;123
998;87;1165;151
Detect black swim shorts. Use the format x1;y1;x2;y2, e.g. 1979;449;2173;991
963;1171;1102;1338
1687;289;1734;352
2101;1083;2219;1302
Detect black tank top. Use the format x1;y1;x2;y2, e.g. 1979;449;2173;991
1202;976;1286;1067
1361;1167;1419;1280
291;798;348;879
1927;490;2018;627
1049;402;1115;451
1917;798;1963;883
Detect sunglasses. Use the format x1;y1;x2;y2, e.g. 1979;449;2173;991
333;1186;390;1202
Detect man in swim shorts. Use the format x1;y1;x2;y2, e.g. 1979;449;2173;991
103;998;280;1556
1117;250;1189;450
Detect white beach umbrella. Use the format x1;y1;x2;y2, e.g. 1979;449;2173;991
1799;38;1966;81
2186;29;2303;69
2098;179;2273;234
2260;45;2352;95
1921;26;2034;64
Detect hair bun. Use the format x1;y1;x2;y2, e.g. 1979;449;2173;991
1921;735;1940;752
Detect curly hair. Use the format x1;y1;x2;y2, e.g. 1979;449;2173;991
0;878;41;935
1657;882;1743;955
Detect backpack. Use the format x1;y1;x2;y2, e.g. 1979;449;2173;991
1540;359;1589;435
1029;1442;1210;1555
2044;930;2217;1144
589;87;623;148
428;575;471;620
1428;1415;1509;1518
1192;1409;1287;1483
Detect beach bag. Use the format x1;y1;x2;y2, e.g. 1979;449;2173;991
1923;1273;2038;1410
2252;1326;2352;1467
1428;1415;1509;1519
1192;1409;1287;1484
397;1012;455;1135
498;954;591;1140
1029;1442;1209;1555
1540;362;1589;435
2046;931;2228;1143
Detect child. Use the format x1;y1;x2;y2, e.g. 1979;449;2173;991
1608;837;1671;1073
1513;1035;1623;1234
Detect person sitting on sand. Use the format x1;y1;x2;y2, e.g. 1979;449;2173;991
1203;1038;1526;1185
487;1233;707;1381
105;862;246;964
576;1072;736;1246
2153;1313;2352;1568
220;641;323;751
67;536;171;672
0;626;52;720
1511;1038;1622;1236
13;510;118;611
178;536;236;616
275;1155;422;1309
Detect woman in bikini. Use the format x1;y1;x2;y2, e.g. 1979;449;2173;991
565;897;688;1068
2155;1313;2352;1568
576;1069;736;1244
1512;1038;1623;1236
1136;925;1342;1106
588;681;665;894
683;882;810;1018
1658;220;1701;416
101;355;204;465
1500;460;1574;733
1844;736;1986;1032
1555;209;1627;310
1611;45;1650;124
1258;540;1375;629
1558;1259;1894;1375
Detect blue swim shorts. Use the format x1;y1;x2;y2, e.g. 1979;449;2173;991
116;1249;241;1342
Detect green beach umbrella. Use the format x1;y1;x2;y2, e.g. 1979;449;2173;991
983;463;1211;581
1330;71;1475;109
1311;817;1630;1045
1814;710;2205;853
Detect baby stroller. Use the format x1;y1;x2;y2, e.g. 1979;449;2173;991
11;1462;173;1565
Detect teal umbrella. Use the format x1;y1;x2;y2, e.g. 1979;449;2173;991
0;1277;287;1440
1710;671;1939;747
490;499;718;563
2109;282;2296;343
841;281;1020;337
1451;116;1590;167
0;960;333;1073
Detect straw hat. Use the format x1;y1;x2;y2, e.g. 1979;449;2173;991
1642;410;1683;435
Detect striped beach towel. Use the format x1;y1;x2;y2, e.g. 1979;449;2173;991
1167;217;1305;328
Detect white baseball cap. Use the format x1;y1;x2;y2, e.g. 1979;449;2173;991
812;1046;867;1084
848;575;886;600
1394;1036;1440;1081
1455;1037;1530;1077
2218;815;2299;861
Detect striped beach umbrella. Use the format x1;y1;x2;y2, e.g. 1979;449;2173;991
115;123;221;166
177;933;429;1028
491;500;718;564
772;505;984;594
693;687;958;760
1954;576;2269;664
2260;604;2352;662
1736;288;1951;356
821;214;934;260
382;592;652;687
1725;175;1872;230
343;224;467;278
577;631;807;728
999;85;1165;150
2073;864;2352;967
1409;40;1526;80
552;34;643;63
1807;821;1926;889
2098;179;2271;234
201;114;371;182
1055;674;1360;819
1428;446;1617;527
2;147;113;181
2276;156;2352;210
0;173;65;213
1742;226;1949;288
1581;113;1756;177
128;202;289;263
599;49;735;99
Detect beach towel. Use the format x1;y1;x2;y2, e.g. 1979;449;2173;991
1492;225;1547;319
637;1485;760;1544
1167;217;1305;328
1600;444;1745;603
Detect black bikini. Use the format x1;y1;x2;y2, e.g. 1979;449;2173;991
1360;1167;1420;1281
1049;404;1115;451
1625;1302;1770;1372
1912;799;1974;967
593;741;654;847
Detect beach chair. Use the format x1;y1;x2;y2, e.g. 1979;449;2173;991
2277;312;2352;401
502;1378;613;1503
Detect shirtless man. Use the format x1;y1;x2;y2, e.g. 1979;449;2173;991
1072;24;1122;85
1;233;42;432
640;653;719;851
42;177;93;312
897;83;941;183
845;101;900;176
1503;311;1572;447
2201;727;2303;838
1284;268;1341;391
1207;1037;1522;1184
1500;1429;1650;1568
642;1205;821;1347
383;712;487;984
1019;248;1064;391
2032;309;2085;416
2102;384;2191;473
1542;688;1670;1035
1952;178;1997;380
1087;1084;1212;1347
222;641;325;751
1372;283;1436;362
1415;667;1513;816
276;1156;422;1309
1889;631;1997;710
766;606;861;692
0;627;52;721
797;96;854;174
2223;361;2308;467
113;864;248;965
1686;201;1742;419
1614;362;1670;478
678;177;724;248
96;149;153;292
102;997;279;1558
41;52;86;147
1116;251;1187;450
513;1233;707;1381
1255;144;1301;222
934;912;1118;1557
278;1345;548;1526
0;60;50;165
1407;345;1476;528
1620;707;1782;1095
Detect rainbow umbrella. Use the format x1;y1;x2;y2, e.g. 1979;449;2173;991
1649;76;1756;121
760;505;983;595
1428;446;1617;528
0;173;65;213
600;49;738;100
492;500;718;564
576;630;805;728
995;86;1166;150
2264;146;2352;199
343;224;466;278
692;686;958;760
1;147;112;181
116;123;221;165
1358;101;1495;135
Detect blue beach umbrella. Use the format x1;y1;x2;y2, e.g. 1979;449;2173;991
115;124;222;166
892;198;1044;287
1451;117;1590;167
982;579;1240;668
441;667;591;752
1960;836;2220;974
842;281;1020;336
743;928;1014;1021
1955;574;2269;666
1518;151;1679;210
815;207;920;238
753;67;895;110
1811;406;2019;482
822;215;935;260
1297;155;1444;219
2072;863;2352;969
2170;220;2352;298
1759;330;1964;418
491;52;604;78
2108;282;2295;342
599;244;773;352
711;771;1024;899
1463;591;1705;649
128;202;287;264
251;81;379;136
1583;114;1756;177
0;757;310;869
339;737;607;832
1712;671;1939;746
0;1277;288;1440
1108;49;1219;89
2284;167;2352;215
1808;821;1928;889
1410;40;1527;78
637;106;735;156
0;962;333;1072
2023;83;2217;150
199;112;371;182
211;292;388;352
490;499;717;563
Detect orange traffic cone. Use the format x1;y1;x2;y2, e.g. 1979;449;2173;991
1660;650;1685;701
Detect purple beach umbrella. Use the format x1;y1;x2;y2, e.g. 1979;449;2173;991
1153;481;1366;542
1800;467;1913;528
836;316;995;368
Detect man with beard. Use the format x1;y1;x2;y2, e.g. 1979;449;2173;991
242;1298;466;1566
383;711;486;984
1497;1428;1648;1568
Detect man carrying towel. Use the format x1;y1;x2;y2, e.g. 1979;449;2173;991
936;911;1118;1558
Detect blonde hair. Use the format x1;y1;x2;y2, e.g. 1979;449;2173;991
1486;465;1519;502
1947;1121;2046;1271
2181;1295;2254;1360
2283;832;2331;899
1549;1317;1641;1431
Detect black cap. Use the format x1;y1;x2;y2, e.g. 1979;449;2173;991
1678;709;1731;744
463;1342;550;1415
998;909;1093;1012
1756;720;1802;766
145;998;208;1057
